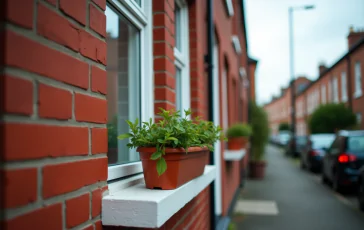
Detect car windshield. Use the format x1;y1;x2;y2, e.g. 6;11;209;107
311;135;335;149
347;136;364;152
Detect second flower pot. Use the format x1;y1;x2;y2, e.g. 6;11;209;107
227;137;248;150
137;146;209;190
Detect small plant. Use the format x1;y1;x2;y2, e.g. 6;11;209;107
250;102;270;161
226;123;252;139
118;108;224;176
278;122;290;131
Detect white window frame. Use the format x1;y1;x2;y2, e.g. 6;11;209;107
232;35;242;54
107;0;154;181
225;0;234;16
341;71;348;102
174;0;190;117
354;61;362;98
321;84;326;104
333;76;339;103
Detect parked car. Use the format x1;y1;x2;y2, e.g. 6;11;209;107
358;167;364;211
322;130;364;192
286;135;308;157
277;131;291;147
300;134;335;172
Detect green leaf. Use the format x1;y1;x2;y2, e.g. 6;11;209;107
156;157;167;176
117;133;133;140
166;137;178;141
150;151;162;160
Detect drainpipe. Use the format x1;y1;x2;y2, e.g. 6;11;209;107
206;0;216;228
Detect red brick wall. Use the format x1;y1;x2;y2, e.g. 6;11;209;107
351;45;364;129
1;0;108;230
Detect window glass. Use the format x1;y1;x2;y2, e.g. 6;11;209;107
348;136;364;152
133;0;141;6
106;5;141;165
355;61;362;95
341;72;347;101
175;4;182;51
176;67;182;114
311;135;335;149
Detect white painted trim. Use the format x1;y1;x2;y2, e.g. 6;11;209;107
108;162;143;181
225;0;234;17
224;149;246;161
213;43;222;216
232;35;242;54
102;166;216;228
107;0;153;180
239;67;247;78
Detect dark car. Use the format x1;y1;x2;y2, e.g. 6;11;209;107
300;134;335;172
359;167;364;211
322;130;364;192
286;135;307;157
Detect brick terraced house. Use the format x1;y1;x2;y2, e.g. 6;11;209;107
264;27;364;136
1;0;257;229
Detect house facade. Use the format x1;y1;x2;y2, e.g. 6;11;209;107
1;0;255;229
264;27;364;136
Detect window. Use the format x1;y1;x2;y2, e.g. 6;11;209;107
354;61;362;97
222;63;229;132
327;80;331;102
225;0;234;16
321;84;326;104
174;0;190;116
357;112;362;124
106;0;153;180
341;72;347;102
333;76;339;103
232;35;241;54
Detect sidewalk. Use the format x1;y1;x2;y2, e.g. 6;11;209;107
230;145;364;230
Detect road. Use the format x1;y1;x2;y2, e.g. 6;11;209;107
232;144;364;230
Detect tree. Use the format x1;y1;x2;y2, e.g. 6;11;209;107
308;103;357;134
278;122;291;131
250;102;270;161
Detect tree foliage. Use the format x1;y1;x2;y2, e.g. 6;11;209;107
250;102;270;162
278;122;291;131
308;103;357;134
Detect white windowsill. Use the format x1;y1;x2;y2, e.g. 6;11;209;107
354;91;363;99
224;149;246;161
102;165;216;228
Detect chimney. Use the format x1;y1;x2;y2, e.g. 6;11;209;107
319;62;327;75
347;26;364;49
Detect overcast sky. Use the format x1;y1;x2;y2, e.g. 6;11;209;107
244;0;364;105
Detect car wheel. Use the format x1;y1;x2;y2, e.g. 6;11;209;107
359;180;364;212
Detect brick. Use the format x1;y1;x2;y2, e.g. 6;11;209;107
38;84;72;120
37;3;80;52
6;203;62;230
5;30;89;89
91;188;101;217
155;72;176;89
153;28;175;47
2;168;37;208
153;0;174;20
5;0;33;29
154;13;174;36
95;220;102;230
154;102;175;113
92;0;106;10
3;75;33;115
66;193;90;228
60;0;86;25
154;57;175;75
3;124;89;161
153;42;174;61
75;93;107;123
91;66;107;95
89;4;106;37
45;0;57;6
155;87;176;103
91;128;107;154
79;30;107;65
43;158;107;198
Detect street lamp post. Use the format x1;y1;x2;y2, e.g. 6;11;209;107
289;5;314;154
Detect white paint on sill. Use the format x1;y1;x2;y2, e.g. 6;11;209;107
224;149;246;161
235;200;279;215
102;165;216;228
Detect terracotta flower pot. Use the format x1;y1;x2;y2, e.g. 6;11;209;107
249;161;266;179
137;146;209;190
227;137;248;150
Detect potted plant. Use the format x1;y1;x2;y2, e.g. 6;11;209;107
118;108;223;190
226;123;252;150
249;102;270;179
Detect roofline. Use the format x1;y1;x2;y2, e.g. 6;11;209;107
240;0;248;51
296;37;364;97
248;57;258;63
